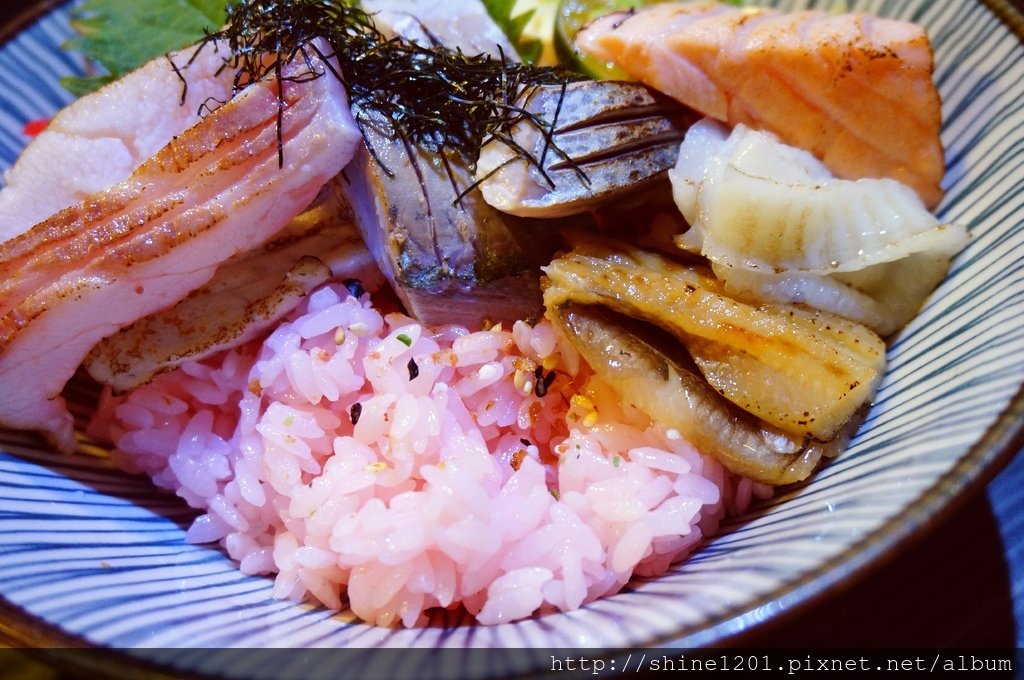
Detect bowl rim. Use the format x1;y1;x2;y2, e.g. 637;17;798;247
0;0;1022;668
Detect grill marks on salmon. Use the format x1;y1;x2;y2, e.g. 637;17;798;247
0;44;361;451
576;2;945;208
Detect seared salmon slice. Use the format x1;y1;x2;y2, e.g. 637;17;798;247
576;2;945;208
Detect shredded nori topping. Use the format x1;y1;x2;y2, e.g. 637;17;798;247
180;0;584;179
343;278;366;298
543;370;556;390
532;366;556;398
407;357;420;381
533;366;547;397
349;401;362;425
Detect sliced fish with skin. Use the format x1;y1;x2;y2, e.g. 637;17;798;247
339;1;560;327
85;178;382;393
543;238;886;442
341;110;555;327
476;80;693;218
0;43;361;451
0;39;236;241
575;2;945;208
549;303;857;485
362;0;517;58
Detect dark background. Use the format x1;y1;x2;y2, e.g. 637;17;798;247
0;0;1022;661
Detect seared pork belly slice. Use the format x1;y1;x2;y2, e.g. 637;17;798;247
0;44;360;452
85;178;382;392
0;40;236;241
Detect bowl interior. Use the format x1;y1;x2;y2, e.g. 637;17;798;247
0;0;1023;672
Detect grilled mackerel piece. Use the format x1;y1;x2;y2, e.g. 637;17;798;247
338;80;688;327
342;1;690;326
339;0;556;327
476;80;693;218
340;110;556;328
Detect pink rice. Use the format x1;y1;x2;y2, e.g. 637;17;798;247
89;284;771;626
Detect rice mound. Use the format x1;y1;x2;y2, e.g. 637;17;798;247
89;284;770;626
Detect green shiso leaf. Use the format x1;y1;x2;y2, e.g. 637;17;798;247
480;0;543;63
59;74;116;97
61;0;227;95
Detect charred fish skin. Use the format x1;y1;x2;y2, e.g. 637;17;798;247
476;80;695;218
549;303;835;485
543;237;886;443
0;42;360;452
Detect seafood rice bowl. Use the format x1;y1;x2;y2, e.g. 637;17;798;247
0;0;1000;644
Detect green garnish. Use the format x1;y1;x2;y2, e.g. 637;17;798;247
396;333;413;347
61;0;226;96
612;455;621;467
555;0;659;80
481;0;544;64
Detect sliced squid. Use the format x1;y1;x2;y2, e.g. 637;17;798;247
714;252;954;336
670;119;967;334
671;119;966;274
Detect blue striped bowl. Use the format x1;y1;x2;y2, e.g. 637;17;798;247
1;0;1022;675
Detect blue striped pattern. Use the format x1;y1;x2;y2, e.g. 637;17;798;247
0;0;1023;673
0;7;82;170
